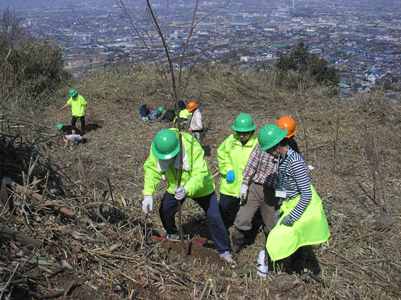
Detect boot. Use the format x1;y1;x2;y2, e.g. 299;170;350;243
231;227;246;253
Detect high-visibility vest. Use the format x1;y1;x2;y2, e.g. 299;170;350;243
143;129;214;198
217;134;257;197
179;109;192;119
66;95;87;117
266;185;330;261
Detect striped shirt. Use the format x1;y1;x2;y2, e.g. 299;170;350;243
242;145;278;186
277;148;311;221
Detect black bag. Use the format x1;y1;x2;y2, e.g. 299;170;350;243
177;100;186;110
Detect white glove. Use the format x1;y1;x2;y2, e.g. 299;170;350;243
239;184;248;205
142;195;153;214
175;186;186;201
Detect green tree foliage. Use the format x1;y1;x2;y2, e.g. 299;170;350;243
276;42;339;88
0;9;69;104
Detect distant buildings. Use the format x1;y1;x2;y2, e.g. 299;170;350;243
17;0;401;94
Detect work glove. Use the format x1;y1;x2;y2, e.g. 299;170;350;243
226;170;235;183
281;215;295;227
239;184;248;205
175;186;186;201
142;195;153;214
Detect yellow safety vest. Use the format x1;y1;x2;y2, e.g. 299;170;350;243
266;185;330;261
67;95;87;117
143;130;214;198
179;109;192;119
217;134;257;197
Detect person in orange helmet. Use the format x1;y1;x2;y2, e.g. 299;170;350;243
179;99;203;141
275;115;300;153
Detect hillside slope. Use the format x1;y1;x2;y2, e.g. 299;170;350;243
2;64;401;299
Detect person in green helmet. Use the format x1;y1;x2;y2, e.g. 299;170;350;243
231;123;281;254
60;88;87;134
217;113;258;236
149;106;166;121
256;124;330;275
142;128;235;264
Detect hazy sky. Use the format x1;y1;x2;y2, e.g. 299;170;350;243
0;0;108;9
1;0;400;11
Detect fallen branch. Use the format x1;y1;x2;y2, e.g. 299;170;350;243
10;182;43;202
0;262;19;299
8;181;75;218
0;224;41;247
42;200;75;218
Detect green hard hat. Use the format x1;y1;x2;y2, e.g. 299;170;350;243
55;123;64;130
68;88;78;98
151;129;180;160
157;106;165;113
231;112;256;132
258;124;288;151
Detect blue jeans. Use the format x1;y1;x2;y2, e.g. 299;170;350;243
159;192;230;253
219;194;241;229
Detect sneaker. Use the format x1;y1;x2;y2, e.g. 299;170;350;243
256;250;268;278
256;264;268;278
257;250;266;264
166;234;181;241
219;251;237;266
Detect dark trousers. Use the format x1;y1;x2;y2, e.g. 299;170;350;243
159;192;230;253
71;116;85;134
219;194;241;229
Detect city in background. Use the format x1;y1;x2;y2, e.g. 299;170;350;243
4;0;401;95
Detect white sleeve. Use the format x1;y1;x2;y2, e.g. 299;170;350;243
190;110;203;131
68;134;82;142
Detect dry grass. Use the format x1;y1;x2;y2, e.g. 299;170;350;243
1;64;401;299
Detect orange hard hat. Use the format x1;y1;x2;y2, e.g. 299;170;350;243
276;115;297;138
186;99;199;112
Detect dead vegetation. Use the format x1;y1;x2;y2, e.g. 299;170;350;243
1;65;401;299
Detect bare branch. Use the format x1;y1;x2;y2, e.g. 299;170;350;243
116;0;150;50
146;0;178;103
178;0;200;91
179;0;233;94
